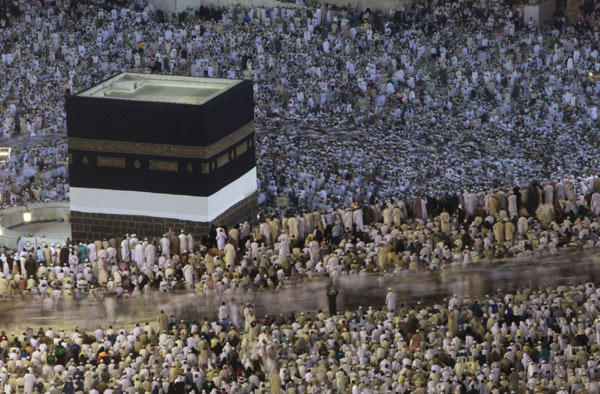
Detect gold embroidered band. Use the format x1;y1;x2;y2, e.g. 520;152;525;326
68;121;254;159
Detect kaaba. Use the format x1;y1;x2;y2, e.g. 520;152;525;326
67;73;257;241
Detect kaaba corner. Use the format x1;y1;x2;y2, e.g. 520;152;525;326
67;73;257;241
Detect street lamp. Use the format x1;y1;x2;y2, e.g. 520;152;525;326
23;208;32;223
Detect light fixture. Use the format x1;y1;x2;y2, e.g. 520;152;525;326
0;147;11;164
23;208;32;223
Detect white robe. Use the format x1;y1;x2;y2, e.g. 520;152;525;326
464;193;477;214
278;239;289;262
134;243;145;270
382;208;392;227
24;373;35;394
309;240;320;264
87;243;97;262
121;240;131;262
591;193;600;216
353;209;364;231
259;223;271;245
543;184;554;204
106;247;117;263
251;242;259;261
517;217;529;235
160;237;170;257
224;243;236;268
288;217;300;240
186;234;194;251
342;210;353;231
178;234;188;253
144;244;156;267
508;194;518;218
386;291;397;314
216;229;227;251
230;302;240;328
183;264;194;290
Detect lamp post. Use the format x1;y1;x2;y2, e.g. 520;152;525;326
23;207;32;223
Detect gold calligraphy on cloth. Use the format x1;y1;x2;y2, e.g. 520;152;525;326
97;156;126;168
149;160;178;172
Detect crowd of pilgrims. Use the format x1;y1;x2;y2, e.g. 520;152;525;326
1;0;600;288
0;142;68;209
2;173;600;301
0;0;599;298
3;0;600;392
3;282;600;393
1;0;600;207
